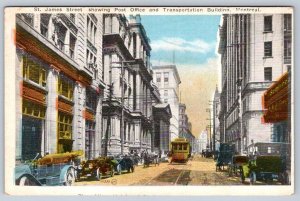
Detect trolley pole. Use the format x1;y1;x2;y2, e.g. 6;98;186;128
120;61;125;155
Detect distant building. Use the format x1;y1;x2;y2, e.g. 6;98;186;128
152;65;181;141
199;130;208;152
218;14;292;154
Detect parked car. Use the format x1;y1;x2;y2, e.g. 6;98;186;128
75;157;115;181
112;155;135;174
15;151;81;186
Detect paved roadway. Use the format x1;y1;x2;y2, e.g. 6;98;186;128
74;154;245;186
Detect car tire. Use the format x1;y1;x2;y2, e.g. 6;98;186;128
250;171;256;185
64;168;75;186
110;168;115;177
18;175;31;186
96;168;101;181
117;164;122;175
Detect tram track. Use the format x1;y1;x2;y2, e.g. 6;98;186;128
143;161;191;185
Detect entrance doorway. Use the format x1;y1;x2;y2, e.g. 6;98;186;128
22;116;43;160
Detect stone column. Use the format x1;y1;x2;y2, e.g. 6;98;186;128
46;67;59;154
15;49;24;161
95;95;102;157
72;82;85;153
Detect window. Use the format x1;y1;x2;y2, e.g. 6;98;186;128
264;16;272;32
164;90;168;96
58;76;74;100
20;14;34;27
284;14;292;32
40;14;51;38
69;33;76;59
69;14;75;23
156;72;161;83
86;87;97;111
23;57;47;87
104;14;113;34
264;41;272;57
164;72;169;86
85;120;95;159
284;37;292;64
56;24;67;52
87;15;97;45
57;112;73;153
86;49;97;78
264;67;272;81
22;99;46;119
164;99;168;103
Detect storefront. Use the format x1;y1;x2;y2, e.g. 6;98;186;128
21;56;47;160
262;71;290;142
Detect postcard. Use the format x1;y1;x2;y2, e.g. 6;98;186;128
4;6;294;195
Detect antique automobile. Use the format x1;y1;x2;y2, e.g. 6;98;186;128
228;155;249;177
243;142;291;184
143;152;160;167
240;155;287;184
75;157;115;181
113;155;135;174
15;151;82;186
215;143;235;171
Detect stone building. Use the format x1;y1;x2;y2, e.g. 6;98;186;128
102;14;156;155
218;14;292;154
152;103;172;153
16;13;105;161
152;65;181;141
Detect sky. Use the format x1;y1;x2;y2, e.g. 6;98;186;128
141;15;221;138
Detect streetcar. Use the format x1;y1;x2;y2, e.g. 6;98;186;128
170;138;191;163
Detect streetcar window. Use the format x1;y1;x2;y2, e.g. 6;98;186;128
173;145;177;150
183;144;187;150
179;144;182;150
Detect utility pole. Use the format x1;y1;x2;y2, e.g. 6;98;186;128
111;60;136;156
206;108;212;150
104;83;113;157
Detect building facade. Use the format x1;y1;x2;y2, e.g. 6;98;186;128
179;103;195;149
152;103;172;153
16;13;105;161
152;65;181;141
218;14;292;154
212;87;221;151
102;14;156;155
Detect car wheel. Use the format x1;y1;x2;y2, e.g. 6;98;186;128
117;164;122;175
250;171;256;185
64;168;75;186
110;168;115;177
75;170;80;182
96;168;101;181
18;175;31;186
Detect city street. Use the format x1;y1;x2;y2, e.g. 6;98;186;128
74;155;243;186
